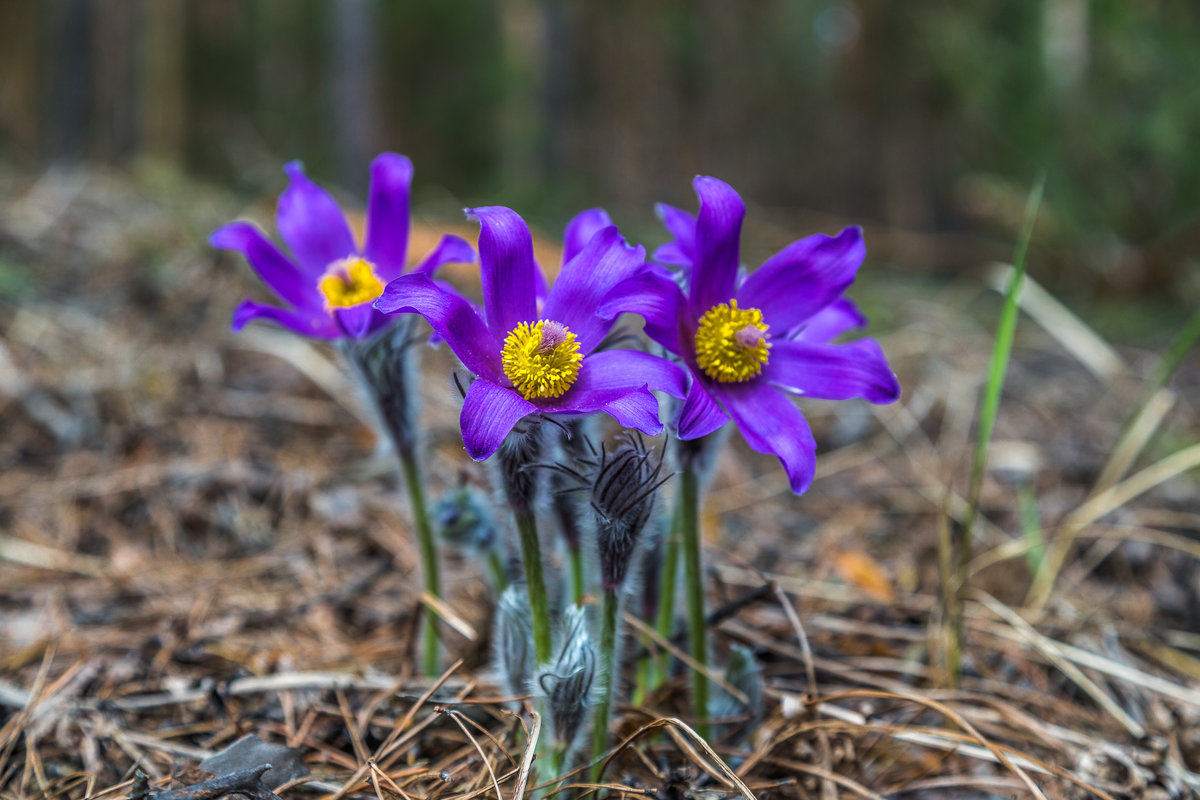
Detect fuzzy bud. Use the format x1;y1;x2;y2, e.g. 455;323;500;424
492;420;545;514
550;418;593;551
538;605;596;755
493;585;534;701
432;484;498;552
713;645;764;739
591;438;668;592
340;317;418;454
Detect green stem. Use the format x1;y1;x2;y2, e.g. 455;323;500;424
655;499;683;640
514;508;553;665
635;499;682;702
679;465;710;740
568;542;585;606
486;549;509;593
590;588;621;783
398;447;440;678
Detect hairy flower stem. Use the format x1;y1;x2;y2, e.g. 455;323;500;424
590;588;621;783
514;508;553;665
568;544;585;606
486;550;509;593
680;465;710;740
340;324;442;677
398;448;441;678
634;502;681;702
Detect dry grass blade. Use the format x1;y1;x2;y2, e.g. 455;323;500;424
1028;441;1200;611
512;710;540;800
596;717;757;800
974;591;1145;737
986;262;1128;382
420;591;478;641
818;689;1049;799
622;614;749;706
367;759;416;800
438;708;504;800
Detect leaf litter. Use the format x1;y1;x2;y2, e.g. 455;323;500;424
2;166;1200;799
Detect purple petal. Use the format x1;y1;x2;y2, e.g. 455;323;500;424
276;161;357;275
766;339;901;403
655;202;696;266
541;387;664;437
652;241;694;269
718;382;817;494
569;349;686;398
375;273;502;382
543;227;646;353
792;297;867;343
468;206;539;338
210;222;324;312
363;153;413;281
334;304;379;339
411;234;477;277
534;262;549;308
676;381;730;439
689;176;745;315
460;379;538;460
231;299;341;339
598;271;689;356
562;208;613;264
736;227;865;334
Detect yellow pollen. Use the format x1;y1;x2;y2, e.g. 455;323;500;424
501;320;583;400
319;257;385;309
694;300;771;383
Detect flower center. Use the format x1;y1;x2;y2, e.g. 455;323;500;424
319;257;385;309
694;300;770;382
501;319;583;400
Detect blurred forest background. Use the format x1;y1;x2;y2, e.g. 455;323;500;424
1;0;1198;332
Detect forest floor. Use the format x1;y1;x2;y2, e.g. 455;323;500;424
2;165;1200;800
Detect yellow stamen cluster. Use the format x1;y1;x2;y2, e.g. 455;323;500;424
319;257;385;308
694;300;770;383
501;319;583;400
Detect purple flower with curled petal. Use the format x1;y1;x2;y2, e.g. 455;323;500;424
600;176;901;494
210;153;475;340
375;206;687;461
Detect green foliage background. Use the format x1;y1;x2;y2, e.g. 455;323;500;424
1;0;1197;312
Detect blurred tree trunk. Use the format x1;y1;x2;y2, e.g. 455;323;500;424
0;2;39;159
497;0;547;193
585;0;674;208
91;0;136;162
332;0;377;192
46;0;92;161
141;0;186;164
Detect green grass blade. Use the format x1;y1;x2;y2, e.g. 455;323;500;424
947;172;1045;684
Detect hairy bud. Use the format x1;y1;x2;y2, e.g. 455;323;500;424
538;605;596;755
713;645;764;739
550;418;593;551
492;420;545;514
432;484;498;552
493;585;534;701
340;317;418;454
591;437;669;591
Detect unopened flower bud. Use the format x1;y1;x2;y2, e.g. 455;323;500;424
592;437;669;591
551;418;593;552
493;421;545;514
432;484;497;552
493;585;534;701
538;605;596;755
340;317;418;454
713;645;764;736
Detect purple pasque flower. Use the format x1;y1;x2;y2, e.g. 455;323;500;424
375;206;687;461
600;176;901;494
211;153;475;340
